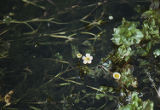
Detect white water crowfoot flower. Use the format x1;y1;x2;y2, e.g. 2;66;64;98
113;72;121;80
108;16;113;20
82;53;93;64
76;53;82;58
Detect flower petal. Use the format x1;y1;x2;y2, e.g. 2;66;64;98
88;60;92;64
86;53;90;57
77;53;82;58
89;56;93;60
82;56;86;60
83;60;87;64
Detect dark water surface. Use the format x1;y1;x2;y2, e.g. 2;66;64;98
1;0;158;110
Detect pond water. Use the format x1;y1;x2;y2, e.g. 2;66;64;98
0;0;160;110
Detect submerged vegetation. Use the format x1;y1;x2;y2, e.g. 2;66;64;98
0;0;160;109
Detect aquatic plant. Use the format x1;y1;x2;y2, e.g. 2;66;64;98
0;0;160;110
111;18;144;46
119;92;153;110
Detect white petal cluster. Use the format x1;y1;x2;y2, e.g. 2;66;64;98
109;16;113;20
82;53;93;64
76;53;82;58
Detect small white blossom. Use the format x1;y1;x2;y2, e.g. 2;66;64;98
82;53;93;64
109;16;113;20
76;53;82;58
113;72;121;80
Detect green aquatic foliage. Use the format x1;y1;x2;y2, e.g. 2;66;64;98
95;93;106;100
116;45;132;62
95;86;115;101
71;44;80;59
0;40;10;58
153;49;160;58
1;0;160;109
142;18;159;40
111;18;143;46
120;64;137;88
111;9;160;60
2;16;12;25
111;18;143;62
55;52;63;60
136;9;160;56
142;9;160;21
119;92;154;110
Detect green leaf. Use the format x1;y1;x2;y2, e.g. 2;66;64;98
96;93;106;100
111;18;143;46
116;45;132;61
119;105;132;110
119;92;153;110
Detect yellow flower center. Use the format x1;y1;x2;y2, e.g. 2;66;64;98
114;74;120;78
113;72;121;80
85;57;90;61
77;53;82;58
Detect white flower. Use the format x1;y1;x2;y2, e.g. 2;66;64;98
76;53;82;58
82;53;93;64
113;72;121;80
109;16;113;20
